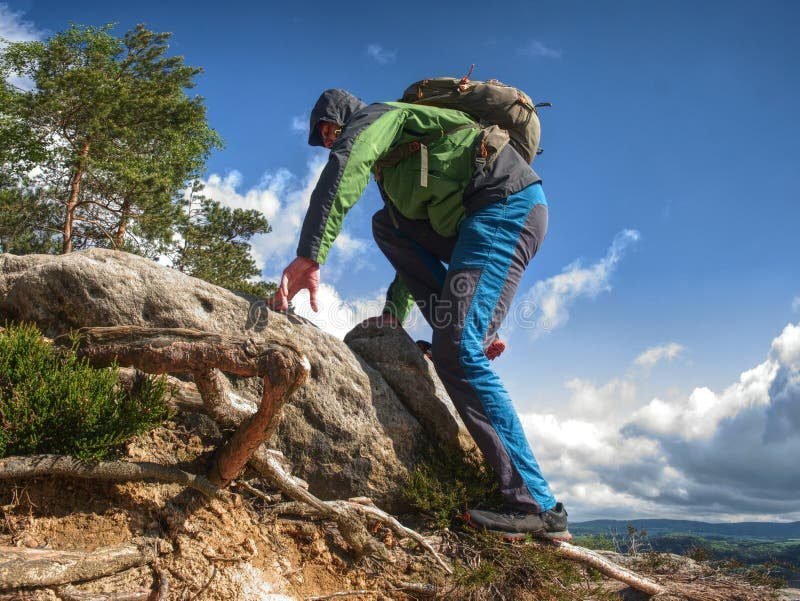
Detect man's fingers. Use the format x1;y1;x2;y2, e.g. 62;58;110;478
267;274;288;311
309;283;319;312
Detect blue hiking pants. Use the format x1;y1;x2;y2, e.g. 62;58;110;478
372;182;556;512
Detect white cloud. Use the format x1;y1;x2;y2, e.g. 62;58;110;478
769;321;800;371
366;44;396;65
0;3;40;43
290;283;385;339
200;155;366;277
526;321;800;520
631;332;785;440
564;377;637;419
0;3;43;90
290;114;308;135
634;342;685;369
518;39;562;59
200;157;378;338
520;323;800;520
521;229;640;336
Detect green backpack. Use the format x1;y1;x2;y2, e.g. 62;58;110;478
399;71;548;164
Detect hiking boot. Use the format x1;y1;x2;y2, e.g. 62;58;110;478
464;502;571;541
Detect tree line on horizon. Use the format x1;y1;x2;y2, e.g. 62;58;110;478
0;23;275;297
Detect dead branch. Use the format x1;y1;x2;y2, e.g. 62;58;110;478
535;539;666;596
337;498;453;575
0;455;226;501
249;448;390;562
390;582;438;597
234;480;282;504
268;498;452;575
0;542;155;590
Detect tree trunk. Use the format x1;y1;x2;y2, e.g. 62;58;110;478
113;199;131;249
62;141;90;254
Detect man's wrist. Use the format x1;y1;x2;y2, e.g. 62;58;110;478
296;254;320;267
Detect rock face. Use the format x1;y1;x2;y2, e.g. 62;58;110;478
345;323;478;460
0;249;472;510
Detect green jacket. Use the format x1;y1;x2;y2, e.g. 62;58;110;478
298;89;539;265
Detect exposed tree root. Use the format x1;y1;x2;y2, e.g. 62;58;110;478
152;563;169;601
268;498;453;575
249;448;391;562
538;539;666;596
0;455;227;500
0;542;155;590
305;591;376;600
58;326;310;489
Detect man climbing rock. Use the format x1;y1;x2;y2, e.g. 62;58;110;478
270;88;570;540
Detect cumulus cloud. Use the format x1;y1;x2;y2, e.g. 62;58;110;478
199;156;379;338
366;44;396;64
564;377;638;419
201;155;369;277
521;229;640;336
1;3;43;90
289;283;385;339
631;351;777;440
0;3;40;43
518;39;562;59
633;342;685;369
524;322;800;520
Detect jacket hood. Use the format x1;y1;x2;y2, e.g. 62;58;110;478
307;89;367;147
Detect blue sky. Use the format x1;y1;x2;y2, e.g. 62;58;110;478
3;0;799;521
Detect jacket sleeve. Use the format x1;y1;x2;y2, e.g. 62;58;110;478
297;106;406;264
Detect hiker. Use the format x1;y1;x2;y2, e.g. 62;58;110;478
270;87;570;540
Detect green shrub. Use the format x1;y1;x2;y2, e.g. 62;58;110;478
403;451;504;529
0;323;171;460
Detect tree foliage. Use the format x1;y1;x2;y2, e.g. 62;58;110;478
0;23;221;253
171;181;276;296
1;23;274;295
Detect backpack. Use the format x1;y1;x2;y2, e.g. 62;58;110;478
399;71;548;164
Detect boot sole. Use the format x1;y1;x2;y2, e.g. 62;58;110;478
463;512;573;542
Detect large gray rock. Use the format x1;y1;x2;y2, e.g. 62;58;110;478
0;249;471;510
345;323;479;460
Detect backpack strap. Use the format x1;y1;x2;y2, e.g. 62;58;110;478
374;123;479;181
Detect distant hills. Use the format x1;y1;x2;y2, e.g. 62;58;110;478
572;519;800;540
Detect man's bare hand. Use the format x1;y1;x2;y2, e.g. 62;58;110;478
268;256;320;312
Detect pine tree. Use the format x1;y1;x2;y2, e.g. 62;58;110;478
0;23;221;253
171;181;275;297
